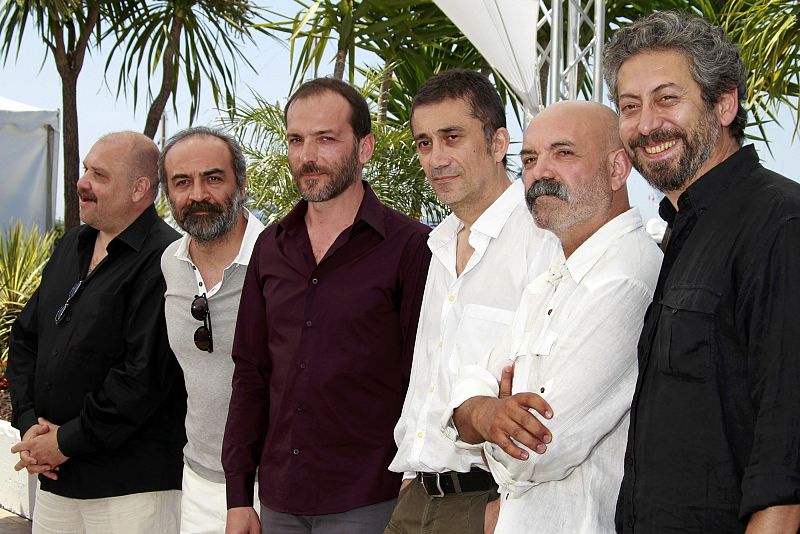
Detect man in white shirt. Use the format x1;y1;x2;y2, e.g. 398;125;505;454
450;101;662;533
386;69;558;533
159;127;264;533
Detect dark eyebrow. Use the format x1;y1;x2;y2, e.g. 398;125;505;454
439;126;465;135
619;82;682;101
519;148;536;157
201;168;225;177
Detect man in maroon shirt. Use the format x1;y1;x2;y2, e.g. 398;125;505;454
222;77;432;534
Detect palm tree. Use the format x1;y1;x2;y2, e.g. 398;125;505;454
0;0;129;230
720;0;799;142
104;0;275;139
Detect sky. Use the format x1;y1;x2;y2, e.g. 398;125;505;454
0;2;797;226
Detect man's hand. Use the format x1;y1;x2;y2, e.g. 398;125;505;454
399;478;413;495
11;418;68;479
484;497;500;534
11;422;53;476
453;365;553;460
225;506;260;534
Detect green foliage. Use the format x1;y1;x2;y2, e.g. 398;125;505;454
103;0;275;131
221;84;448;226
721;0;800;143
0;224;57;382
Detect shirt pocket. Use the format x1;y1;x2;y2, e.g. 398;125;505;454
449;304;516;373
657;286;720;382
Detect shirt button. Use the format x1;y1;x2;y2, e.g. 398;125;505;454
296;407;303;413
46;383;52;391
447;295;455;302
306;320;312;327
671;309;678;314
429;384;435;393
437;340;443;348
51;350;58;357
627;517;635;528
293;448;300;455
311;278;318;285
299;363;307;369
417;431;424;438
547;309;553;315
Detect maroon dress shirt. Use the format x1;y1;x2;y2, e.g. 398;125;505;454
223;182;431;515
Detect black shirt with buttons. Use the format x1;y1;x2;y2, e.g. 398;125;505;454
616;145;800;532
7;205;186;499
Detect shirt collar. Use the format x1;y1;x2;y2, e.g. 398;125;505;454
659;144;758;225
277;180;386;238
77;204;160;253
173;209;265;268
429;177;521;249
565;207;644;284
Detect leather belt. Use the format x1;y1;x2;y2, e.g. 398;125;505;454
416;468;497;497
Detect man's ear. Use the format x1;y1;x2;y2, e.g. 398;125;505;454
358;133;376;164
608;148;632;192
131;176;152;203
491;127;511;163
715;87;739;128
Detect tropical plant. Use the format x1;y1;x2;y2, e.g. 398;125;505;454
0;224;57;381
0;0;130;231
720;0;800;142
221;84;448;225
104;0;275;139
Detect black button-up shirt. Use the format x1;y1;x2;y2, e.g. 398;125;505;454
617;145;800;532
223;182;431;514
8;205;186;499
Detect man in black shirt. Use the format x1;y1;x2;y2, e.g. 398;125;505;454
604;12;800;533
8;131;185;532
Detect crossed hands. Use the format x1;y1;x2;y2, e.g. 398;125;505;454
453;365;553;461
10;417;69;480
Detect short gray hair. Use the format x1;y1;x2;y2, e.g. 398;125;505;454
604;11;747;145
158;126;247;190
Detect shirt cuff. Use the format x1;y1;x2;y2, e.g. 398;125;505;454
226;472;257;509
440;365;500;449
740;464;800;519
483;442;536;498
57;417;92;457
15;409;38;438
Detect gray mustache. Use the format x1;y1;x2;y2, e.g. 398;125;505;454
526;179;570;208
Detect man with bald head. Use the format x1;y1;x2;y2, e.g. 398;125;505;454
448;101;662;532
8;132;185;533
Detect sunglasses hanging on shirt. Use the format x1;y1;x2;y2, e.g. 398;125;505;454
191;294;214;353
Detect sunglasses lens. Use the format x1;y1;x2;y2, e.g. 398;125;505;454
191;296;208;321
194;326;212;352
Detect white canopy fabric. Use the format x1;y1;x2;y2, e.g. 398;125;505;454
433;0;541;115
0;96;60;232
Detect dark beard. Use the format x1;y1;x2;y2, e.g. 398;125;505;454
173;188;244;242
292;145;360;202
627;107;720;193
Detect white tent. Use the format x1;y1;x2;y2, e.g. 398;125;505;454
433;0;542;115
0;96;60;232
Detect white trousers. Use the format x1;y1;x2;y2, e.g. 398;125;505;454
180;463;260;534
33;486;181;534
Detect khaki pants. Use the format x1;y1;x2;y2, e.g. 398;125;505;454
384;479;498;534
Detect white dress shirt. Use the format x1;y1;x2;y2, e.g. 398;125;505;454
449;207;662;533
389;178;559;477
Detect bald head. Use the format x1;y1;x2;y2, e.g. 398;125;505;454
96;131;160;199
521;100;632;257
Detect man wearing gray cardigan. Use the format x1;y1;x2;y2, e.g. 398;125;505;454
159;126;264;533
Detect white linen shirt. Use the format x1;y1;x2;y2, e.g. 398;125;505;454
449;207;662;533
389;179;559;477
